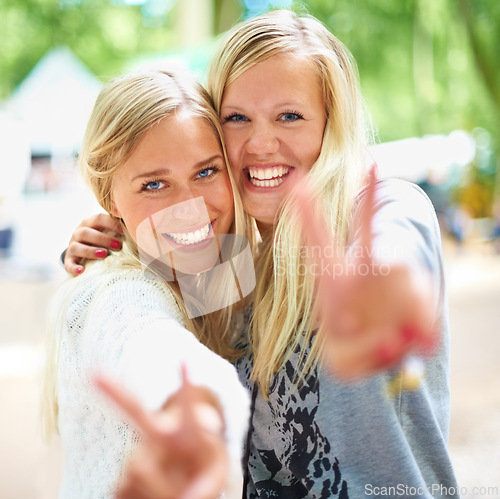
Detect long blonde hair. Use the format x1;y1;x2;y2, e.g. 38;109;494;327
207;9;370;395
43;68;253;438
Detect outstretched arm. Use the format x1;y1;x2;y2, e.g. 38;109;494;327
64;213;123;276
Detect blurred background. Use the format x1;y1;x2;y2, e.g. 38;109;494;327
0;0;499;497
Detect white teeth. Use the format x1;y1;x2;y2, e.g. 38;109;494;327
250;177;283;188
247;166;290;186
164;223;211;246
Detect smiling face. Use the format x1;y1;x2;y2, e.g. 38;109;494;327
111;111;234;273
220;53;327;230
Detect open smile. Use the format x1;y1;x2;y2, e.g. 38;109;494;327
246;166;292;188
162;221;213;247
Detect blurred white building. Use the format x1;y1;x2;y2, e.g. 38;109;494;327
1;46;101;159
369;130;476;184
0;47;101;257
0;114;31;252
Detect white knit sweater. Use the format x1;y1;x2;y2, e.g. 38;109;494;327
55;261;249;498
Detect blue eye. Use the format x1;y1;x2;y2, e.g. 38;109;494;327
280;112;304;122
198;169;212;178
224;113;248;123
196;166;220;179
141;179;165;192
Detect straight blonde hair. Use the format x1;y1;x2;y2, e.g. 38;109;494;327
42;68;254;438
207;10;370;396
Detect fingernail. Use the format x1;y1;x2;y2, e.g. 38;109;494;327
400;325;418;343
95;249;107;258
110;239;122;250
75;266;84;274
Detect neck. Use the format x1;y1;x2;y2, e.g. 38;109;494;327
256;220;275;238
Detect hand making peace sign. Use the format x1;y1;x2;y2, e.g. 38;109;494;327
292;166;437;380
95;365;228;499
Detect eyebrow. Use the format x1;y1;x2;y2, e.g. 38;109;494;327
131;154;224;182
221;101;306;112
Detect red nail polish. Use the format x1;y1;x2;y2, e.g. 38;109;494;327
376;344;395;366
75;266;84;274
110;239;121;250
400;325;418;343
95;249;107;258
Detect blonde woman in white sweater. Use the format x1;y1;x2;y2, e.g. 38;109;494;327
42;68;253;499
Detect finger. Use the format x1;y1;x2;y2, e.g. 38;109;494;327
94;375;159;438
65;262;85;277
288;174;346;317
323;333;407;380
322;334;373;380
358;164;377;263
116;474;151;499
117;475;169;499
398;270;438;356
176;364;200;445
70;227;122;251
80;213;123;234
288;175;354;339
179;363;194;424
66;241;108;265
404;308;438;357
180;459;227;499
290;175;340;265
117;454;175;499
322;310;416;380
63;250;85;276
179;412;228;499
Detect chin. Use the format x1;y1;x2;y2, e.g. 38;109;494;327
243;201;278;226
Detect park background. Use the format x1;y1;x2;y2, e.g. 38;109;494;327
0;0;499;497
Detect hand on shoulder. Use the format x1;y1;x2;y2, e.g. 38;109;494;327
64;213;123;276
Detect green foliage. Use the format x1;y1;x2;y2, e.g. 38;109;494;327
300;0;499;145
301;0;499;209
0;0;498;209
0;0;177;98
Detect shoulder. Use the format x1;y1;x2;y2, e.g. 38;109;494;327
355;177;439;234
376;177;434;208
60;260;186;380
67;258;184;327
366;177;434;212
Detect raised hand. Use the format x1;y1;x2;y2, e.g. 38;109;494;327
95;365;228;499
64;213;123;276
291;166;436;380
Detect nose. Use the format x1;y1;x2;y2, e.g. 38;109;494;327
246;123;279;156
171;197;203;221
